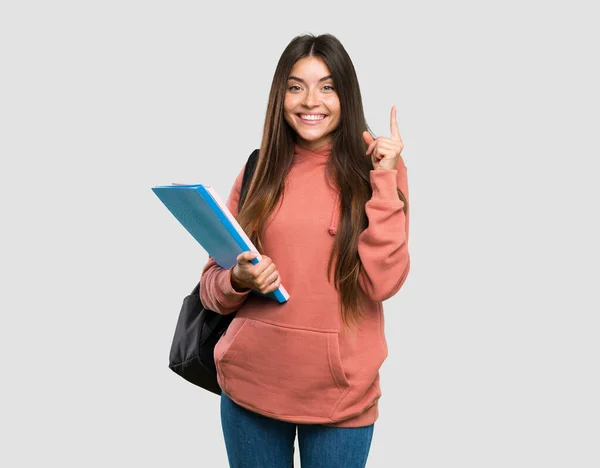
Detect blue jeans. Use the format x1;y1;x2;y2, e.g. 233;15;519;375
220;392;374;468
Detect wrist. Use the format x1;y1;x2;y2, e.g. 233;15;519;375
230;267;250;293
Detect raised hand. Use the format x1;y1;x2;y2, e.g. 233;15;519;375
363;105;405;171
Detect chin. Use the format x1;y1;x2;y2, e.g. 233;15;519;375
299;133;324;142
297;129;328;140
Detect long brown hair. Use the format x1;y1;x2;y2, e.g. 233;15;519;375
237;33;408;326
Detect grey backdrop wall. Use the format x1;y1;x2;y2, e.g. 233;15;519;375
1;1;598;467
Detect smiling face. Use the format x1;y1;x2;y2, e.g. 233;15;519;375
283;56;341;151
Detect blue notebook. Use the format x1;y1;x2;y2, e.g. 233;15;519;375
152;183;289;303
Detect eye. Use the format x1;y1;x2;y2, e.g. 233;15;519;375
323;85;335;91
288;85;302;91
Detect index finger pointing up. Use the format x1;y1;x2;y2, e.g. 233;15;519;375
390;105;401;140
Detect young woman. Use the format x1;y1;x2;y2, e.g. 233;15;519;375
200;33;410;468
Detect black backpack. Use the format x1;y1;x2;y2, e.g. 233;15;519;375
168;149;259;394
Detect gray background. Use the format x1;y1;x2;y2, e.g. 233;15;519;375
1;1;598;467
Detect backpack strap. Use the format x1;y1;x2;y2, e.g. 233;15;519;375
239;149;259;210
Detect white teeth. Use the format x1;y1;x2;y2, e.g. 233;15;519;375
300;114;326;121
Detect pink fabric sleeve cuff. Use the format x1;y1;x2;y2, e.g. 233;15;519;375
369;169;404;204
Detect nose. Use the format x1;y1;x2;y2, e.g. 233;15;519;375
302;88;319;107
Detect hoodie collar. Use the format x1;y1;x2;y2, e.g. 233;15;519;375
293;142;333;160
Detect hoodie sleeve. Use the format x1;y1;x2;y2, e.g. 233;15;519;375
357;160;410;302
199;165;252;315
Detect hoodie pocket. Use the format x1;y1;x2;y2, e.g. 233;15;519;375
217;318;351;421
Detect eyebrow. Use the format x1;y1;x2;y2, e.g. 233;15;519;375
287;75;333;84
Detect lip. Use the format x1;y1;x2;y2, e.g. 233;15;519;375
297;114;328;125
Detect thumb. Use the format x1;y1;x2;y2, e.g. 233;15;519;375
363;130;374;146
238;251;258;264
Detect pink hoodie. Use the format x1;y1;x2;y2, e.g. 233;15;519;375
200;143;410;427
